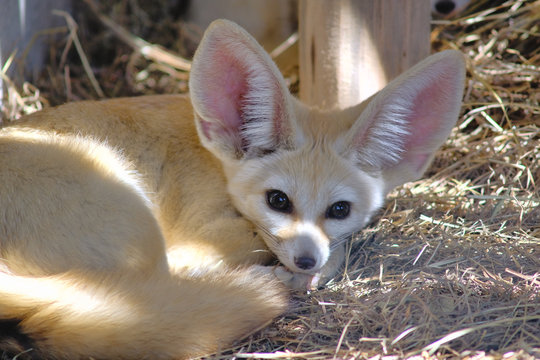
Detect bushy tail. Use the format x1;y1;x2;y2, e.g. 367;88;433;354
0;267;287;359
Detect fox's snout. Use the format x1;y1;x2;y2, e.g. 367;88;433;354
276;222;330;274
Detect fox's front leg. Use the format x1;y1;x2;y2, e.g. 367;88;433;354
165;215;276;273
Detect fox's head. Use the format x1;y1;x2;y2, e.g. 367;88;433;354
189;20;465;275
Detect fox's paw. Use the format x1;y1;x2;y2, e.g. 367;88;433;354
274;266;319;291
252;265;319;291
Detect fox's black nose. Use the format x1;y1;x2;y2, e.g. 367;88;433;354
294;256;316;270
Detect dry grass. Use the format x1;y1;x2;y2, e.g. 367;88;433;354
1;0;539;359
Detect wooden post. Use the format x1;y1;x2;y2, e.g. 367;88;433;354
298;0;431;110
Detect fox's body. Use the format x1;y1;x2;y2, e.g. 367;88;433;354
0;95;286;359
2;95;272;275
0;20;465;359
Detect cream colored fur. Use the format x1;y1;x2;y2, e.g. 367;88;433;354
0;19;465;359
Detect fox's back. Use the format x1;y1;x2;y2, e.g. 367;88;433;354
7;95;199;189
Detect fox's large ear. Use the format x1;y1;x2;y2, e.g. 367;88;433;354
342;50;466;193
189;19;297;160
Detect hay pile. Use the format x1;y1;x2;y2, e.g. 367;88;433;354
1;0;538;359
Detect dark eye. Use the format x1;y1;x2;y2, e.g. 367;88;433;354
326;201;350;220
266;190;292;213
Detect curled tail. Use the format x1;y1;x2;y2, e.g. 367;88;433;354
0;267;287;359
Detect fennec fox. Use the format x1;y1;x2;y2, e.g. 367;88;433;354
0;20;465;359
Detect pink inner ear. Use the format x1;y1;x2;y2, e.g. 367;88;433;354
404;79;451;171
204;56;248;140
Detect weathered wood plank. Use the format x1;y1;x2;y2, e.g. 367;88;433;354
299;0;431;109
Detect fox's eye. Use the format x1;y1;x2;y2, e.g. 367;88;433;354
326;201;350;220
266;190;292;213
